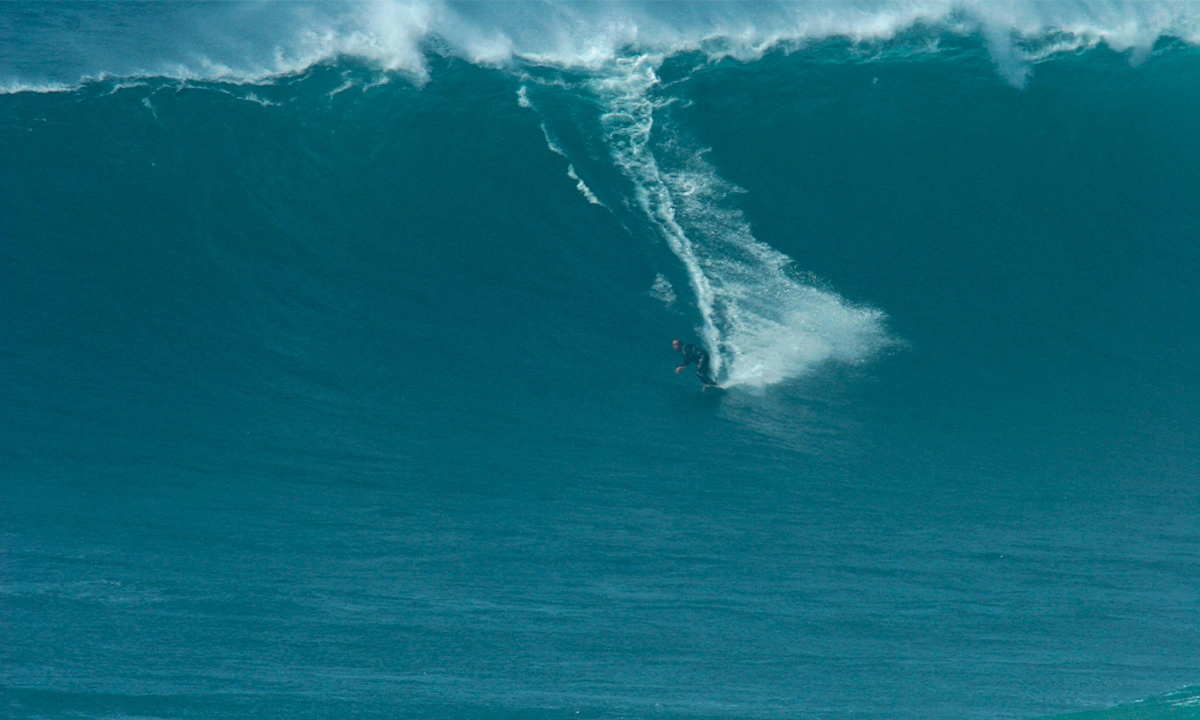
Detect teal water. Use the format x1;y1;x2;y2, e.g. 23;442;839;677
1050;687;1200;720
2;4;1200;719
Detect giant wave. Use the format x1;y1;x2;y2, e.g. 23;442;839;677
4;3;1200;720
7;0;1200;389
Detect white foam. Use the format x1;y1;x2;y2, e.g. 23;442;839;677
327;73;357;98
239;92;278;107
587;56;891;387
649;273;677;307
5;1;1200;92
566;164;604;207
0;80;80;95
323;1;1200;88
103;81;150;96
525;103;608;208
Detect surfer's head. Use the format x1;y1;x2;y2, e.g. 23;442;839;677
672;339;682;350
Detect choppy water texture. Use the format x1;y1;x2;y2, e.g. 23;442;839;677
2;3;1200;719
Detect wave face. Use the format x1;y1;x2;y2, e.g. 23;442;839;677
520;55;892;387
4;4;1200;720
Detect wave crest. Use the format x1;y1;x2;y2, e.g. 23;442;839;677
5;1;1200;91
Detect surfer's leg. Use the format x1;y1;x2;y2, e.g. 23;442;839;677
696;356;714;386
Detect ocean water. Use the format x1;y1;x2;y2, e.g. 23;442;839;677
2;3;1200;719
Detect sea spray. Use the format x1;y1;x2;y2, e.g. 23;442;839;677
581;55;892;386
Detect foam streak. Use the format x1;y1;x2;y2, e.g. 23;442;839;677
589;57;890;387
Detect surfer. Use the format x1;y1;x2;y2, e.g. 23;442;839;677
672;339;717;388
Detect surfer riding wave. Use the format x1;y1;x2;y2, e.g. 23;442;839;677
672;339;717;388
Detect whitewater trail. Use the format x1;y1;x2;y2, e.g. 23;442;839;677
570;56;892;388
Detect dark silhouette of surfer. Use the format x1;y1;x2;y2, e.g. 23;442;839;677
673;339;717;388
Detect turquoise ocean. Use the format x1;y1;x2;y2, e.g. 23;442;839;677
2;2;1199;718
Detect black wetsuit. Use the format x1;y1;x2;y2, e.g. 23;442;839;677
677;343;715;386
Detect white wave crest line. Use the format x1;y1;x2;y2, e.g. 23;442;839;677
0;80;81;95
590;56;890;387
10;1;1200;93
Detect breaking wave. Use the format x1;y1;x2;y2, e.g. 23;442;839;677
5;1;1200;92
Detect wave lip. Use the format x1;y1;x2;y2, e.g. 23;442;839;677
6;1;1200;92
